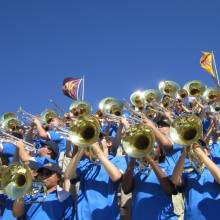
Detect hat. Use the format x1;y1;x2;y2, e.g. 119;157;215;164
38;163;62;175
41;141;59;156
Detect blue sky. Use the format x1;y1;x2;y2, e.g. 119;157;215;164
0;0;220;115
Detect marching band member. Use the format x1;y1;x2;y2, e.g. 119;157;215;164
64;133;127;220
12;163;74;220
171;143;220;220
122;148;177;220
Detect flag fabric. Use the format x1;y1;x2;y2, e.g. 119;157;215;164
200;51;216;78
62;77;82;100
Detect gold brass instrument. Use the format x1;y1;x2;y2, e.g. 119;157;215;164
0;112;17;123
58;115;100;147
0;163;32;199
158;81;180;97
143;89;162;104
40;109;58;124
177;89;188;99
130;91;145;108
102;100;124;116
122;124;155;158
183;80;206;97
203;87;218;103
99;97;117;112
69;101;91;117
0;117;21;132
169;114;203;146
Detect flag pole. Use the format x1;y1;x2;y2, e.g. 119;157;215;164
212;51;220;86
82;75;85;101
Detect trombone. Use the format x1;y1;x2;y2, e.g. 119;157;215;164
0;129;37;153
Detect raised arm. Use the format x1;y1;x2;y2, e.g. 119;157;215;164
192;143;220;184
32;118;49;139
122;158;135;194
92;142;122;182
146;155;176;196
64;149;84;180
171;149;187;186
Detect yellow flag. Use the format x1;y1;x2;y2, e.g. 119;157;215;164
200;51;216;78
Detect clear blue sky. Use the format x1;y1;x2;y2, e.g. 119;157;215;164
0;0;220;115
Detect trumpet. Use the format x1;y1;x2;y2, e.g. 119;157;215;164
18;107;58;125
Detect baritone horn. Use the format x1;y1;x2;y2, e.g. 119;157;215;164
61;115;100;147
122;124;155;158
0;163;32;200
169;114;203;146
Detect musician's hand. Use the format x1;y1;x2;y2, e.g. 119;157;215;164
16;140;25;149
32;117;41;127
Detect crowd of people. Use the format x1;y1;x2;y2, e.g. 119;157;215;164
0;80;220;220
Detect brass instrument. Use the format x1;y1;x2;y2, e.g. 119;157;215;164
183;80;206;97
158;81;180;97
0;117;21;132
58;115;100;147
143;89;162;104
102;100;123;116
0;163;32;199
203;87;218;103
0;112;17;123
69;101;91;117
177;89;188;99
169;114;203;146
0;129;37;153
99;97;117;112
130;91;145;108
122;124;155;158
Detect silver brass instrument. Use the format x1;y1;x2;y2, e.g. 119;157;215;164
122;124;155;158
130;91;145;108
0;129;37;153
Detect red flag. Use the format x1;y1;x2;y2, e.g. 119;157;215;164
62;77;82;100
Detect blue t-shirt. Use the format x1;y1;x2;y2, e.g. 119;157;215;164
182;143;220;220
24;189;74;220
101;122;118;138
47;130;67;153
73;155;127;220
0;194;17;220
131;162;177;220
1;142;16;165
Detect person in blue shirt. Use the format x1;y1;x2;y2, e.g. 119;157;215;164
65;133;127;220
122;147;177;220
171;142;220;220
12;163;75;220
15;140;57;169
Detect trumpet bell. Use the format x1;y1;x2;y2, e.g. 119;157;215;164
210;101;220;113
203;87;217;102
0;118;21;131
177;89;188;99
122;124;155;158
40;109;58;124
169;114;203;146
183;80;206;97
69;115;100;147
69;101;91;117
130;91;145;107
1;164;32;199
158;81;180;97
0;112;17;123
102;101;123;116
98;97;117;112
143;89;162;104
